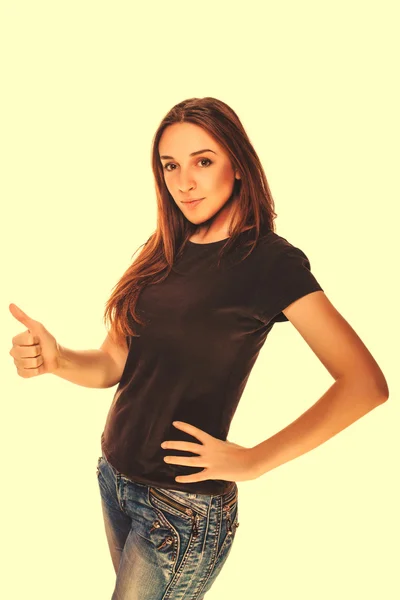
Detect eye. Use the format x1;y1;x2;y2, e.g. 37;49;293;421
198;158;212;168
163;158;213;172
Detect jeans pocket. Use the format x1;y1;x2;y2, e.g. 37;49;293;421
148;487;203;538
148;487;205;576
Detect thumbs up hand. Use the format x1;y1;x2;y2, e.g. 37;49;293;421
9;303;61;378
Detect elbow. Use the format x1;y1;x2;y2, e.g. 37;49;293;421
341;373;390;405
372;373;390;403
368;378;389;405
377;381;389;403
365;366;390;403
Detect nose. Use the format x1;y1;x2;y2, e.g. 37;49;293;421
178;172;195;193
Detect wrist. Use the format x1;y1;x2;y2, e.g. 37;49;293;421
52;342;66;374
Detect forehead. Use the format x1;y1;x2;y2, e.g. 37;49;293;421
159;122;223;156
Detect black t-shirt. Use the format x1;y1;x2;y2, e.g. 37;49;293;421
101;227;324;495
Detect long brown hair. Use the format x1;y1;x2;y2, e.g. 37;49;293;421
103;97;278;340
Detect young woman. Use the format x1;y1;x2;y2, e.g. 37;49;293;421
9;97;389;599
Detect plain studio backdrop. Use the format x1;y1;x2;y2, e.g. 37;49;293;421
1;2;399;599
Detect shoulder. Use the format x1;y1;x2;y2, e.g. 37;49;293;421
252;230;323;325
255;230;313;269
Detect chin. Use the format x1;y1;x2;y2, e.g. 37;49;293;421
186;213;214;225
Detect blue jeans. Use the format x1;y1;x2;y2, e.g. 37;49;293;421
96;452;240;599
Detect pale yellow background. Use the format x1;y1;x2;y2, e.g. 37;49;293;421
1;1;399;599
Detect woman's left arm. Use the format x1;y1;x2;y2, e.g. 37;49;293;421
249;290;389;478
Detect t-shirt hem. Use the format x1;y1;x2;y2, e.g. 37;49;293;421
101;438;235;497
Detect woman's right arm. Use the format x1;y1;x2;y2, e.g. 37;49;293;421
54;335;128;389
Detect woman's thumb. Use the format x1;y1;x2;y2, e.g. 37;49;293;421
9;303;38;332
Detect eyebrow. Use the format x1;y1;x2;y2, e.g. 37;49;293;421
159;148;217;160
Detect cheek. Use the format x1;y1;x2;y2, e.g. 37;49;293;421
207;168;234;190
218;164;235;183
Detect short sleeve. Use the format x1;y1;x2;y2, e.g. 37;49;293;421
257;243;324;325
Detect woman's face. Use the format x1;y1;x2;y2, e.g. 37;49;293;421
158;122;241;228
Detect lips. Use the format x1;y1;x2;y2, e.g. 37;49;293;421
183;197;204;203
183;198;204;209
